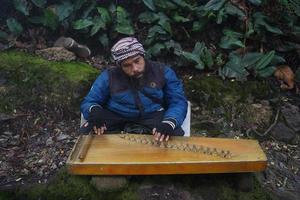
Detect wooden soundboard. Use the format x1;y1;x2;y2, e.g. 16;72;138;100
66;134;267;175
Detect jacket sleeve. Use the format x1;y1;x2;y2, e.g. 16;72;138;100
80;70;110;120
163;66;187;127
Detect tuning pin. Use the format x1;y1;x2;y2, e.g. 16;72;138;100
192;144;198;152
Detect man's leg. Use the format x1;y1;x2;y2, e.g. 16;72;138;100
137;111;185;136
99;109;131;131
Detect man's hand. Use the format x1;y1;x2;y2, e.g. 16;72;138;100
153;119;176;142
88;106;107;135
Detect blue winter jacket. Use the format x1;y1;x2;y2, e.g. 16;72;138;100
80;60;187;128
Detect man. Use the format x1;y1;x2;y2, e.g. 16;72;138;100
80;37;187;141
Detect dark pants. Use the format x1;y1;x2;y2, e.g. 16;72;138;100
97;109;184;136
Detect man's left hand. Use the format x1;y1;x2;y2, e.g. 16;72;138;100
153;120;176;142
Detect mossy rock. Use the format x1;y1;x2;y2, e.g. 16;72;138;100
0;51;99;116
184;75;272;109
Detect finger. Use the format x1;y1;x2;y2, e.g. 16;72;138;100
93;126;97;134
97;128;101;135
155;132;161;141
165;135;169;141
152;128;156;135
100;127;105;134
159;134;165;142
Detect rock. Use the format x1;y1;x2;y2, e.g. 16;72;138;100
35;47;76;61
90;176;127;191
46;137;54;146
56;133;71;141
3;131;13;137
0;138;8;144
281;103;300;132
270;122;296;143
138;184;197;200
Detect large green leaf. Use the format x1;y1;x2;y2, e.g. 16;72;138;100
164;40;182;55
147;43;165;56
253;12;283;34
147;25;167;38
138;12;159;24
246;0;261;6
31;0;46;8
56;1;74;21
219;36;245;49
142;0;156;11
173;12;190;23
255;50;275;70
224;2;246;20
202;48;214;68
219;53;249;80
157;12;172;34
219;29;245;49
90;16;105;36
155;1;177;10
115;6;135;35
13;0;29;16
6;18;23;36
242;52;263;69
73;19;93;30
216;8;226;24
256;66;276;78
96;7;111;24
204;0;226;11
171;0;194;10
179;42;213;70
181;51;205;69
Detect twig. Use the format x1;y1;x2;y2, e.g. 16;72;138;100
0;147;10;151
246;108;280;137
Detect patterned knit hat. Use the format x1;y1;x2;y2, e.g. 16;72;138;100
111;37;145;63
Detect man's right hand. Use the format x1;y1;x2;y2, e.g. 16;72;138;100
88;106;106;135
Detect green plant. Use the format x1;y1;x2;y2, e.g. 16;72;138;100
1;0;298;82
219;51;285;80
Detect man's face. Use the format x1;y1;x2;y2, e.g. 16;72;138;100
120;55;145;78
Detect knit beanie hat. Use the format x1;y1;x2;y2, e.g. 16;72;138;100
111;37;145;64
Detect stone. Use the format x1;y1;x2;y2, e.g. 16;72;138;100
281;103;300;132
46;137;54;146
35;47;76;62
270;122;296;144
90;176;127;191
3;131;13;137
56;133;70;141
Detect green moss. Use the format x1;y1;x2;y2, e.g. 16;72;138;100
12;168;139;200
185;75;271;109
0;192;15;200
0;51;99;114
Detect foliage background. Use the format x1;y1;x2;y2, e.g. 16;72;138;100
0;0;299;81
